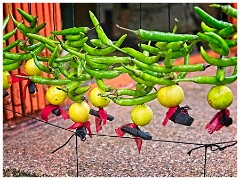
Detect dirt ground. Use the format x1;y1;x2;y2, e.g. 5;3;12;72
3;66;237;177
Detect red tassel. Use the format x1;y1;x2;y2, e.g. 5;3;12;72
115;123;142;153
162;107;178;126
41;104;57;122
95;108;108;133
11;73;28;83
134;137;142;154
205;109;230;134
67;121;92;138
58;106;69;120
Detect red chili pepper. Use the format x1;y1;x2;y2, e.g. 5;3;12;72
67;121;92;138
115;123;142;154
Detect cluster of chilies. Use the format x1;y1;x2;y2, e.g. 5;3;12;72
3;4;237;153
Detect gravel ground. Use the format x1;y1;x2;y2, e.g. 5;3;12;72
3;66;237;177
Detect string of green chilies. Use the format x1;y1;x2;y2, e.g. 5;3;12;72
3;5;237;105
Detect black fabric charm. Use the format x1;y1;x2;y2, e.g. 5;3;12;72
170;106;194;126
28;81;38;94
220;114;233;127
121;126;152;140
3;90;9;98
52;107;61;116
76;126;87;141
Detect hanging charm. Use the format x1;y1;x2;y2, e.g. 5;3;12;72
115;123;152;154
163;105;194;126
205;109;233;134
41;104;69;122
67;121;92;138
11;73;38;100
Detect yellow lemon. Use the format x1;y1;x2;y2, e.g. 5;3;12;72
24;58;42;76
130;104;153;126
3;71;11;90
157;84;184;108
46;86;67;105
207;85;233;110
89;87;110;108
68;101;90;123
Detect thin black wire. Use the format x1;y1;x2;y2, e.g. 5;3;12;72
3;107;237;177
75;134;79;177
3;107;237;146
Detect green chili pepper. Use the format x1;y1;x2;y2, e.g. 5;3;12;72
139;43;191;59
17;8;35;24
175;74;237;85
89;11;126;53
122;64;175;86
3;58;20;65
108;91;157;106
129;74;155;87
114;86;153;97
3;40;21;52
163;49;173;68
30;16;38;28
122;47;161;65
51;27;91;35
85;55;110;69
90;39;108;48
15;75;72;85
33;22;46;33
176;66;237;85
209;4;237;18
140;68;164;78
3;43;46;61
18;41;42;52
3;61;22;72
200;46;236;67
132;58;209;73
68;37;88;48
3;15;9;30
194;6;232;29
26;33;56;48
54;54;73;62
198;32;229;56
76;61;83;77
96;79;115;92
47;47;58;68
59;66;91;81
214;24;237;38
75;85;91;95
91;56;131;64
177;54;190;79
82;34;127;56
200;21;217;32
226;39;237;48
3;27;18;41
65;32;85;41
81;60;122;79
116;24;198;42
216;66;226;82
31;52;51;73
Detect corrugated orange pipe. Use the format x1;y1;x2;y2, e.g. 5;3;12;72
3;3;62;121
